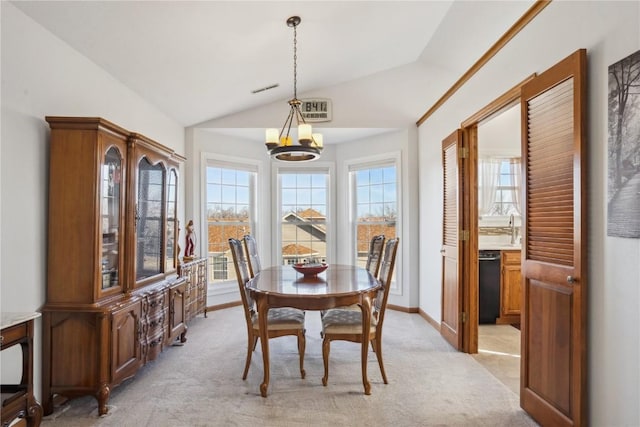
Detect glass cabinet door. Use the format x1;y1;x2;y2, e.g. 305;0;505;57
101;147;123;290
165;169;178;272
136;157;165;281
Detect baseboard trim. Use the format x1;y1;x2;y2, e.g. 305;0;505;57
418;308;441;331
206;300;242;312
387;304;419;313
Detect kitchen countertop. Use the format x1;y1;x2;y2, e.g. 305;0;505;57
479;244;521;251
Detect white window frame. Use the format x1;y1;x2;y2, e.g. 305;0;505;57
272;162;335;266
345;152;402;295
201;153;260;294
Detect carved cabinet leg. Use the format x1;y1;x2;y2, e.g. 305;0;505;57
27;400;43;427
96;383;111;416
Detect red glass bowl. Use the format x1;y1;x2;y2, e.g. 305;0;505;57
293;263;328;276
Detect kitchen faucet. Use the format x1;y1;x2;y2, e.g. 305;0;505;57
509;213;518;245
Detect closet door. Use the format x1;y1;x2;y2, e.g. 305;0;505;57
440;129;465;350
520;49;587;427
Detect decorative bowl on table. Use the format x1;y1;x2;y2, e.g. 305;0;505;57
293;263;328;276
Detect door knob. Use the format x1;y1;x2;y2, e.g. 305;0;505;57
567;275;576;284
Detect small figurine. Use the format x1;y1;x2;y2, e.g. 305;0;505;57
184;220;196;260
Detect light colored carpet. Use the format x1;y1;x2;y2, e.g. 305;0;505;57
42;307;538;427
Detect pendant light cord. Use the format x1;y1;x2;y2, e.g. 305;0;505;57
292;21;298;100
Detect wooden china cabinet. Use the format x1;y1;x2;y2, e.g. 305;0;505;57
41;117;188;416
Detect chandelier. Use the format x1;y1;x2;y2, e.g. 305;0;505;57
265;16;323;162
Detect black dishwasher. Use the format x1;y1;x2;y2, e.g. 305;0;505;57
479;250;501;324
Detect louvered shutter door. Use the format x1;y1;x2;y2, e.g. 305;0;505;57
526;78;574;265
440;130;463;350
520;49;587;427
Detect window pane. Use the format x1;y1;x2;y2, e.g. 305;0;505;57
236;171;249;186
370;184;384;204
356;170;369;186
206;164;255;284
353;164;397;269
207;167;221;183
357;186;369;203
221;169;236;185
279;171;328;264
382;166;395;183
310;188;326;204
483;158;521;216
207;184;221;201
383;183;396;202
236;186;249;204
296;174;311;188
281;174;297;188
311;174;325;188
296;189;311;205
370;168;383;185
357;203;371;220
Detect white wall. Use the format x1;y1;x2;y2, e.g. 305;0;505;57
418;1;640;425
0;2;185;396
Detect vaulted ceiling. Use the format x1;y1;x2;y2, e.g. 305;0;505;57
13;1;535;143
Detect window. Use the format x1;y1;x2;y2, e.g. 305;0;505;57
479;157;521;217
206;164;255;283
279;171;328;265
353;165;397;268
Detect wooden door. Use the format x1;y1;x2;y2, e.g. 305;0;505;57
440;130;465;350
169;280;187;343
520;49;587;427
111;300;143;384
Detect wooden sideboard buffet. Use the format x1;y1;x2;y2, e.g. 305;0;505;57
1;312;43;427
179;257;208;321
41;117;205;416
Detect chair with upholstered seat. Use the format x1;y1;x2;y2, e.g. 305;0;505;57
365;234;385;278
243;234;261;278
228;238;306;380
320;234;386;318
320;237;399;386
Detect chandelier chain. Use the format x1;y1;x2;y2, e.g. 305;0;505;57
292;22;298;100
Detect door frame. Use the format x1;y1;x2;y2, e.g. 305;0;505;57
459;74;536;354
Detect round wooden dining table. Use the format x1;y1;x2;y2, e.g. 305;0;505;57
247;264;381;397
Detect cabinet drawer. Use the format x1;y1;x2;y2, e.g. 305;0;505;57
502;250;521;265
146;330;165;361
148;293;166;311
0;323;27;348
148;308;167;332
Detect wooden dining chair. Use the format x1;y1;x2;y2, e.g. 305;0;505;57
228;238;307;380
320;234;386;319
320;237;399;386
365;234;386;278
243;234;261;278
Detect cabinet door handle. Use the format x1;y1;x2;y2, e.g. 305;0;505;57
134;204;140;227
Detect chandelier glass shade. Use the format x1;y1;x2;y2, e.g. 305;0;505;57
265;16;323;162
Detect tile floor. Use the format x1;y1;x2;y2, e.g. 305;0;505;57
473;324;521;395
